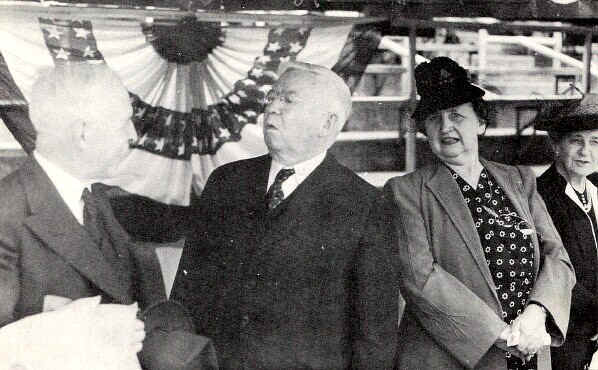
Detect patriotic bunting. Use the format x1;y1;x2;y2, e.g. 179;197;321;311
0;10;379;205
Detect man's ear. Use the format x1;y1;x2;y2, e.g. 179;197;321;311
320;112;338;137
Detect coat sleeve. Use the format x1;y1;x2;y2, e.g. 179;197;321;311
169;165;224;328
383;178;507;369
351;192;401;369
517;166;575;346
0;176;24;327
570;279;598;331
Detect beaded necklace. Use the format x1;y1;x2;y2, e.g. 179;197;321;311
573;186;592;213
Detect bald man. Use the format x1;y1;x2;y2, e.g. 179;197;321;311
0;63;217;370
171;62;400;369
0;62;150;326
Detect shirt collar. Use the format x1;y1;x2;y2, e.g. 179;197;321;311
34;151;91;224
268;152;326;190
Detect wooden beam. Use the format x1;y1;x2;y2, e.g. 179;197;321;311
363;64;582;76
392;17;598;35
583;32;593;93
391;0;598;21
405;25;417;173
0;2;387;26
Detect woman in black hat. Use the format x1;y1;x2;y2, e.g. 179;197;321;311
384;56;574;370
535;94;598;370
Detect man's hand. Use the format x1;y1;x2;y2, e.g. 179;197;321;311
511;304;550;358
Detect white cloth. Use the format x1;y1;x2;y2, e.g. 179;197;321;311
267;152;325;199
0;296;143;370
34;151;91;225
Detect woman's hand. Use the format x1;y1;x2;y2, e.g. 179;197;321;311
511;304;550;357
495;325;528;361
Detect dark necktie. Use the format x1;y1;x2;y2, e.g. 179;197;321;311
82;186;122;266
82;187;102;244
266;168;295;210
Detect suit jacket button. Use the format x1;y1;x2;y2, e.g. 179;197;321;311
241;314;250;328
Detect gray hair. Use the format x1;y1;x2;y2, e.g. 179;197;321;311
29;62;131;136
278;61;352;129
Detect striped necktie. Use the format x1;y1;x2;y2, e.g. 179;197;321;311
266;168;295;210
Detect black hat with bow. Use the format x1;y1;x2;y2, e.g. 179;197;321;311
412;56;485;123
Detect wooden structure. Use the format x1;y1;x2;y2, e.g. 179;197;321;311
3;0;598;180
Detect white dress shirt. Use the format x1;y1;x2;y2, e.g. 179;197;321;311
267;152;326;199
34;151;91;225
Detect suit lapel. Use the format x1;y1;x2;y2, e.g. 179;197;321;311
20;159;132;303
259;154;334;248
426;161;500;304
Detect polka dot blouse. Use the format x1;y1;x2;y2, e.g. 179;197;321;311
450;167;537;370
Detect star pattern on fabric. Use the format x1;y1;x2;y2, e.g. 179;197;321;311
73;27;90;39
55;48;70;60
250;68;264;78
129;27;311;159
228;94;240;104
267;42;281;52
257;55;271;64
43;25;62;39
83;46;95;58
39;18;103;63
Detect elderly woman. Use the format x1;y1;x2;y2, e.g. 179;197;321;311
535;94;598;370
384;56;575;370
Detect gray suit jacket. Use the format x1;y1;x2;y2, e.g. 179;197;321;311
384;159;575;370
0;158;165;325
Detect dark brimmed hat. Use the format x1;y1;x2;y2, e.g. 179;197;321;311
138;300;219;370
534;93;598;133
412;56;485;122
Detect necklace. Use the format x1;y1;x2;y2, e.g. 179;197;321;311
574;187;592;213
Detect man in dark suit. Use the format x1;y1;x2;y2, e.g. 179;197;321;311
0;62;213;369
171;62;400;369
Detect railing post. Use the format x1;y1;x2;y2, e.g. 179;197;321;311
583;32;592;93
405;26;417;173
553;31;562;69
478;29;488;84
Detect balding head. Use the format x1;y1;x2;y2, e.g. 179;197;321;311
29;62;131;137
278;62;352;127
29;62;136;181
263;62;351;165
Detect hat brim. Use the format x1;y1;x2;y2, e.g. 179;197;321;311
534;95;598;133
535;115;598;133
412;84;485;123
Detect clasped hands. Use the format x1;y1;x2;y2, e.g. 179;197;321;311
497;304;551;363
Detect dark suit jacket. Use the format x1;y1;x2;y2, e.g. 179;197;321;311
384;159;574;370
0;158;165;325
171;153;400;369
537;165;598;339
